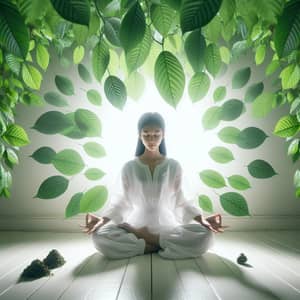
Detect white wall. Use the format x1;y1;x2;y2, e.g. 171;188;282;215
1;46;300;232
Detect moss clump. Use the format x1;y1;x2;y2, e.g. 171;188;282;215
43;249;66;269
21;259;51;279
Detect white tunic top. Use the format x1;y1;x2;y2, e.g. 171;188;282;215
100;157;203;234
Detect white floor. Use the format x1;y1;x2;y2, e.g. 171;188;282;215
0;230;300;299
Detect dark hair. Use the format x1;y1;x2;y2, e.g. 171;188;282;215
135;112;167;156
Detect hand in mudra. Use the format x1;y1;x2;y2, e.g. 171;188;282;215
205;214;228;233
79;213;106;234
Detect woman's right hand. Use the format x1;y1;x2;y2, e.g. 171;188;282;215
79;213;109;234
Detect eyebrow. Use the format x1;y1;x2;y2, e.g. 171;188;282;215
142;130;161;133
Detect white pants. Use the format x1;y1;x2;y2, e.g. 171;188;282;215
92;223;214;259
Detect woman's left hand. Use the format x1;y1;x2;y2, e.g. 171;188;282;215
195;214;228;233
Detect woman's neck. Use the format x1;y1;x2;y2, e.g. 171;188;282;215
139;149;164;161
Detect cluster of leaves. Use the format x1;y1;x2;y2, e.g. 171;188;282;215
0;0;300;216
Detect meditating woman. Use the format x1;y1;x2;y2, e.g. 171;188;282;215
81;112;227;259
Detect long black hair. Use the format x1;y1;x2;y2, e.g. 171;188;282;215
135;112;167;156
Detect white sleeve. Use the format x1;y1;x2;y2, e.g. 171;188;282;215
100;164;133;224
173;162;202;224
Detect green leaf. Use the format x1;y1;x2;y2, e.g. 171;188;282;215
294;169;300;187
2;124;30;146
104;17;121;47
288;139;299;156
202;106;222;130
92;39;110;82
50;0;90;26
255;44;266;65
213;86;226;102
104;75;127;110
198;194;213;213
5;53;20;75
119;1;146;51
274;0;300;58
0;0;29;58
236;127;268;149
279;64;300;89
61;112;85;139
273;114;300;138
73;24;88;45
154;51;185;108
55;75;74;96
125;71;145;100
208;146;234;163
65;192;83;218
265;60;280;76
217;126;240;144
30;147;56;164
220;192;250;216
35;175;69;199
78;63;92;83
36;44;49;70
188;72;210;102
199;169;226;188
80;185;108;212
44;92;69;107
244;82;264;103
184;29;206;73
220;99;244;121
73;45;85;64
32;111;72;134
252;92;275;118
247;159;277;178
74;109;102;137
52;149;85;176
290;97;300;114
232;67;251;89
22;64;42;90
5;148;18;165
204;43;221;77
87;89;102;106
150;2;176;37
180;0;223;33
83;142;106;158
219;46;231;64
125;26;151;74
227;175;251;190
84;168;106;180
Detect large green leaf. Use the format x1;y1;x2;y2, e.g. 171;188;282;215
217;126;240;144
220;99;244;121
22;64;42;90
199;169;226;188
274;0;300;58
30;147;56;164
244;82;264;103
232;67;251;89
50;0;90;26
84;168;106;180
80;185;108;212
32;111;73;134
220;192;250;216
184;29;206;73
247;159;277;178
104;75;127;110
227;175;251;190
236;127;268;149
180;0;222;33
0;0;29;58
119;1;146;52
44;92;69;107
74;109;102;137
78;63;92;83
35;175;69;199
2;124;30;146
104;17;121;47
208;146;234;163
154;51;185;108
204;43;221;77
188;72;210;102
92;40;110;82
198;194;213;213
202;106;222;130
65;192;83;218
83;142;106;158
55;75;74;96
52;149;85;175
273;114;300;137
87;89;102;106
126;26;151;74
150;2;176;37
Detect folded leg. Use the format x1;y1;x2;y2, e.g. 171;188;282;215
158;224;214;259
92;223;146;259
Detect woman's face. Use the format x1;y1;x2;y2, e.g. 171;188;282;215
140;125;164;152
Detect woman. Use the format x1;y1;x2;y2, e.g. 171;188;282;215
80;112;227;259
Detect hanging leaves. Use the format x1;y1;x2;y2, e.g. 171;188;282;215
220;192;250;216
202;106;222;130
198;194;213;212
35;175;69;199
80;185;108;212
87;89;102;106
78;63;92;83
92;39;110;82
104;75;127;110
247;159;277;178
213;86;226;102
227;175;251;190
83;142;106;158
217;126;241;144
208;146;234;163
199;169;226;188
65;192;83;218
74;109;102;137
44;92;68;107
55;75;74;96
244;82;264;103
30;147;56;164
84;168;106;180
220;99;244;121
232;67;251;89
204;43;222;77
104;17;121;47
236;127;268;149
273;114;300;137
188;72;210;102
2;124;30;146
